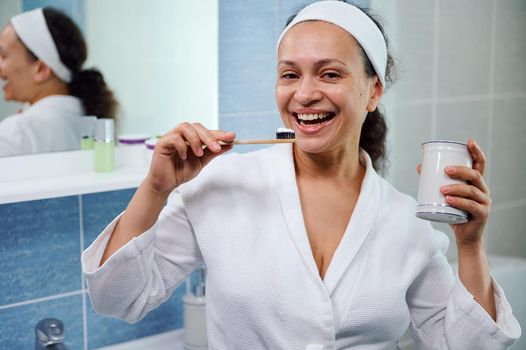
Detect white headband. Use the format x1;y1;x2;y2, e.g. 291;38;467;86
277;1;387;86
11;8;72;83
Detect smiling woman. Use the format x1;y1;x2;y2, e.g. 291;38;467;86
80;1;520;349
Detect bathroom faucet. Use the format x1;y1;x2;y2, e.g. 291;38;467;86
35;318;69;349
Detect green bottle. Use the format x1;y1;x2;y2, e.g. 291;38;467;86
94;118;115;173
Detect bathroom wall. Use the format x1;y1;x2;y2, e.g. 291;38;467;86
0;189;186;349
219;0;526;260
371;0;526;260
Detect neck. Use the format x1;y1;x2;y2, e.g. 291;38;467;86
293;144;365;183
28;80;69;104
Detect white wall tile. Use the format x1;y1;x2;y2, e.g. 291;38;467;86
391;0;435;101
389;103;433;199
437;0;492;97
487;203;526;258
494;0;526;94
490;97;526;205
435;100;490;150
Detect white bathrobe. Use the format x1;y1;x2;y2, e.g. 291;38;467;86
0;95;84;157
82;144;521;350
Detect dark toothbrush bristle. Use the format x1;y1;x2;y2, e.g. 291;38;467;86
276;131;295;139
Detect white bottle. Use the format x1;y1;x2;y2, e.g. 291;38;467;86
183;267;207;350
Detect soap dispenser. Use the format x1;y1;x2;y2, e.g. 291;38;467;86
183;266;207;350
94;118;115;173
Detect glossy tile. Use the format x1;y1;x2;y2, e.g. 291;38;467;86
490;97;526;205
82;189;136;246
0;196;81;306
435;100;490;150
393;0;435;101
437;0;492;97
487;203;526;259
389;103;433;199
494;0;526;94
86;283;186;349
0;295;83;350
219;0;277;114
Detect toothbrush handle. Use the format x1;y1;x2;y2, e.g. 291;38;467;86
218;139;295;145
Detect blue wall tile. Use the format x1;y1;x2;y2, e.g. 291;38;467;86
0;197;81;306
86;284;186;349
82;189;136;247
219;0;277;114
220;112;284;153
0;295;83;350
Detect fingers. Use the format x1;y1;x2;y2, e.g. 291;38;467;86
443;195;490;222
158;123;236;159
441;183;490;205
444;164;490;195
416;163;421;175
467;139;486;176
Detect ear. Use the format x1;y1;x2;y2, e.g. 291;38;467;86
32;60;54;83
366;77;384;112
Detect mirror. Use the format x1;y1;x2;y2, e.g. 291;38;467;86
0;0;218;157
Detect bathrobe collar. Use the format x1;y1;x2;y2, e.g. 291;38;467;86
272;143;382;295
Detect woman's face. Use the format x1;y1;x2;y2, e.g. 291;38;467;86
276;21;382;154
0;24;37;102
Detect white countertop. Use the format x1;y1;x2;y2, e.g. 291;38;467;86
0;146;149;204
96;329;187;350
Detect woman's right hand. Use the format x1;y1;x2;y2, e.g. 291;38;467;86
145;122;235;194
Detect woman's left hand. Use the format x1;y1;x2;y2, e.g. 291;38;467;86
440;139;492;246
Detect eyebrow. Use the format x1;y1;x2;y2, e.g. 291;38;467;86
277;58;348;68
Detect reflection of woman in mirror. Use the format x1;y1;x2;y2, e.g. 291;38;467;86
0;7;118;157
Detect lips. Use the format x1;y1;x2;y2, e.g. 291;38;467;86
295;112;336;125
290;111;336;135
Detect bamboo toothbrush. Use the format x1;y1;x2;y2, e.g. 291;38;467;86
217;138;295;145
214;128;296;145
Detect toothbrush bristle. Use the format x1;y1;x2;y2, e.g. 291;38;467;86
276;128;295;140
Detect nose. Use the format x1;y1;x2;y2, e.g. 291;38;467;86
294;76;322;105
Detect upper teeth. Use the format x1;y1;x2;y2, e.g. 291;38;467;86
297;113;330;121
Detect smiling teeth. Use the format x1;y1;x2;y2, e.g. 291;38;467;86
297;113;330;121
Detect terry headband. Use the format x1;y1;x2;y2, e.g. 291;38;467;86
10;8;72;83
277;0;387;86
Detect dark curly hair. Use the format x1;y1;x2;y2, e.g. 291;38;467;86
285;1;397;174
24;7;119;118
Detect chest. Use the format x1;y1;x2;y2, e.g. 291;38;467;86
297;179;359;279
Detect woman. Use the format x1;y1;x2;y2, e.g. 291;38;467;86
82;1;520;349
0;7;117;157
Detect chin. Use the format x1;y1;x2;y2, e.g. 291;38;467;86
294;138;332;154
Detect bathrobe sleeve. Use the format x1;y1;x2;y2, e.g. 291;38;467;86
82;189;203;323
407;246;521;349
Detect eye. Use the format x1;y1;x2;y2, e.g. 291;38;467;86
321;71;341;80
280;71;299;80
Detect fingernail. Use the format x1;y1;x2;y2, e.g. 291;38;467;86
441;186;450;194
445;166;455;174
211;142;221;151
